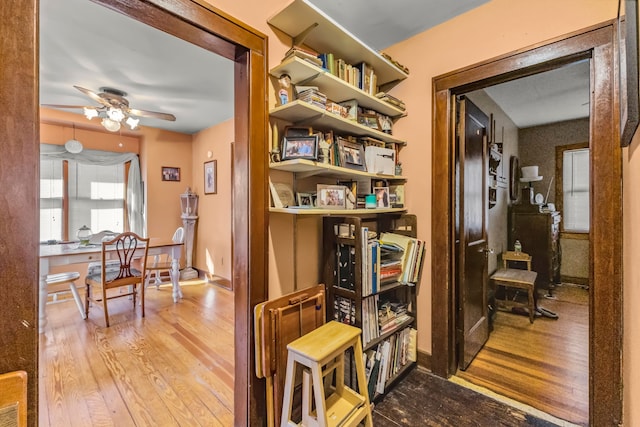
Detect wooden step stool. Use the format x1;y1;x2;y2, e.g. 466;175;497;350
280;321;373;427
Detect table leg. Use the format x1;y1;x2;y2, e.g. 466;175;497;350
170;256;183;302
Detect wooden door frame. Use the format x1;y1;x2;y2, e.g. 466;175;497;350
3;1;268;425
431;22;622;425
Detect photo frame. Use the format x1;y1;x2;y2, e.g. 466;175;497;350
621;0;639;146
296;192;315;207
162;166;180;182
204;160;217;194
337;138;367;171
374;186;390;208
358;113;381;130
282;135;319;161
316;184;346;209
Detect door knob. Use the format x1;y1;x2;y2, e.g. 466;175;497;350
478;247;494;254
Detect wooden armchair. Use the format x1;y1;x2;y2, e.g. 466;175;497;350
85;232;149;327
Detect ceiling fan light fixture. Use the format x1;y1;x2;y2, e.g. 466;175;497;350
125;116;140;130
107;107;125;122
83;107;99;120
101;117;121;132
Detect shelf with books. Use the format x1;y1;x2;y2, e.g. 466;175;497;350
270;207;406;215
322;215;422;398
269;158;406;180
267;0;408;88
270;101;407;144
270;57;405;118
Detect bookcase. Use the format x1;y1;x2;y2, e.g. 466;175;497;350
322;214;422;401
267;0;409;216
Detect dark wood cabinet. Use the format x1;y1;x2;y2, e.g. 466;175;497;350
509;207;561;293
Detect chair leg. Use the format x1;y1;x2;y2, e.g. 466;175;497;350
85;284;90;320
140;283;145;318
69;282;86;320
102;287;110;328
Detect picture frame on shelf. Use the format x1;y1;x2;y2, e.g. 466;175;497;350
204;160;217;194
282;135;319;161
374;186;390;208
337;138;367;172
317;184;347;209
358;112;381;130
296;192;315;207
269;179;295;208
162;166;180;182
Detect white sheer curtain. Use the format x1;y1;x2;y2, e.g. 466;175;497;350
40;144;144;235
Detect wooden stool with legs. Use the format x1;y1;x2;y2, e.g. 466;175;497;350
280;320;373;427
490;251;538;323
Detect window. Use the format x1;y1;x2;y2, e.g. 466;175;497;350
40;160;126;242
561;147;589;233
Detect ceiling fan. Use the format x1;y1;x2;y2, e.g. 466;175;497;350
43;85;176;132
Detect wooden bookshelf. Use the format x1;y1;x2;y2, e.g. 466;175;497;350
270;158;406;180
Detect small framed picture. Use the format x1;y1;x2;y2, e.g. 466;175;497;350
374;186;390;208
316;184;346;209
282;135;319;161
358;113;381;130
337;138;367;171
204;160;217;194
162;166;180;182
296;192;315;207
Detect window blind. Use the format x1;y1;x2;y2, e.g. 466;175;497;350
562;148;589;232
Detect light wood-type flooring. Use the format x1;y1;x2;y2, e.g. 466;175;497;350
39;280;234;427
456;284;589;426
39;281;587;426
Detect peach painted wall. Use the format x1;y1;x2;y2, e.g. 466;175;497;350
202;0;637;422
191;119;233;281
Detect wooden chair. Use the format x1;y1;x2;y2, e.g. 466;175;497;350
143;226;184;290
0;371;27;427
85;232;149;327
490;251;538;323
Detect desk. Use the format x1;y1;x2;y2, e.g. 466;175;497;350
39;238;183;332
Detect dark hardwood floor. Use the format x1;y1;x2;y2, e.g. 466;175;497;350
39;281;586;426
456;284;589;426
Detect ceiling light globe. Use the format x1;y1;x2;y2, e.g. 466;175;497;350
101;118;121;132
83;107;99;120
107;108;125;122
126;116;140;130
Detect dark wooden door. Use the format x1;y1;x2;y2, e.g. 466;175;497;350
457;97;490;370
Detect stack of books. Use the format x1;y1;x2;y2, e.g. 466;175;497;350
378;301;411;334
297;87;327;109
376;92;406;111
378;232;426;285
282;45;323;67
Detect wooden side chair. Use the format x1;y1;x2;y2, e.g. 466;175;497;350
85;232;149;327
490;251;538;323
144;226;184;290
0;370;27;427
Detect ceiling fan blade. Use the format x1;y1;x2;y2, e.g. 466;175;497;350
128;108;176;121
74;85;111;107
41;104;90;109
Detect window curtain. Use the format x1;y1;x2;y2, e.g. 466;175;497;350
40;144;144;235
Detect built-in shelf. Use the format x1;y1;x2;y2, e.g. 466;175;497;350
270;57;406;118
267;0;408;88
270;101;407;144
269;159;405;180
270;207;407;215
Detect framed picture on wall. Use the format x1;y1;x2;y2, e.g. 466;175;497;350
162;166;180;182
204;160;217;194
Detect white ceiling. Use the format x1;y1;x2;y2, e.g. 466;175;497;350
39;0;589;135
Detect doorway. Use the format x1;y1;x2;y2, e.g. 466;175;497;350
431;22;622;426
3;0;268;425
453;69;591;424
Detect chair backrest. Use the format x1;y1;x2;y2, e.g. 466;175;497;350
101;232;149;284
172;227;185;244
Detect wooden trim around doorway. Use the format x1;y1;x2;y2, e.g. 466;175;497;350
431;22;622;426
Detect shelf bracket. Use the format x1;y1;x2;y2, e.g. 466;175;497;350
292;22;318;48
296;73;322;86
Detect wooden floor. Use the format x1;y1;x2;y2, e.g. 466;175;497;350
456;284;589;426
39;281;587;426
39;280;235;427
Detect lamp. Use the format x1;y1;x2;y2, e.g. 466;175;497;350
82;88;140;132
519;165;543;204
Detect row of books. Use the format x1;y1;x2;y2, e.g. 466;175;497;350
363;327;416;398
334;295;356;325
318;54;378;96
